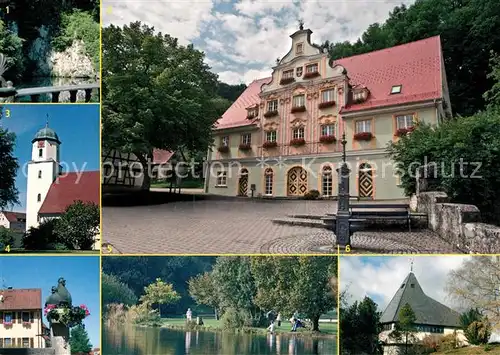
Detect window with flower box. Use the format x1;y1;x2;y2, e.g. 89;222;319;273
321;124;336;137
396;114;415;129
283;70;294;79
3;312;12;325
265;130;277;143
306;64;318;73
221;136;229;147
247;107;258;119
265;168;273;195
354;119;373;141
216;172;227;187
291;94;306;113
292;127;305;139
241;134;251;145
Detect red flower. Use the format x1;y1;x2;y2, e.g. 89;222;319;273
319;135;336;144
290;138;306;146
263;141;278;149
318;101;335;109
291;106;306;113
353;132;373;141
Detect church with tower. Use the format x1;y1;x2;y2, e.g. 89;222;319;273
24;121;100;249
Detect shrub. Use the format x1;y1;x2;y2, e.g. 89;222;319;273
126;303;161;326
304;189;320;200
221;307;249;329
465;320;491;345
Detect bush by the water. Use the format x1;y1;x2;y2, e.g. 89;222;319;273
127;303;161;326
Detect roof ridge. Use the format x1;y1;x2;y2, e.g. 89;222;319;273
332;35;441;62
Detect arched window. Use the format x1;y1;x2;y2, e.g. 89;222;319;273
322;166;333;197
38;170;42;179
264;168;273;195
37;194;41;202
38;149;43;158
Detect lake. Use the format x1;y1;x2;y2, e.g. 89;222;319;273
103;325;337;355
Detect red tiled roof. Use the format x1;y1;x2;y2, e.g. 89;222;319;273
215;78;271;130
153;150;174;164
38;171;100;214
216;36;443;126
337;36;442;112
0;289;42;310
1;211;26;222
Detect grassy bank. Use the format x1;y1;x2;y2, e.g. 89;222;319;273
431;344;500;354
160;318;337;338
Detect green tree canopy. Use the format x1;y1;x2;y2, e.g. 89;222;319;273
102;22;224;189
0;111;19;210
102;273;138;308
390;303;418;353
69;324;92;353
188;272;221;318
139;278;181;317
54;200;100;250
22;219;60;251
0;226;14;251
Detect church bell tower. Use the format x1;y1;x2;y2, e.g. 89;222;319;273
25;121;61;231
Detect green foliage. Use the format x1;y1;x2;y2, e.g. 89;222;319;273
102;22;223;189
221;307;251;329
0;114;19;210
0;19;24;80
52;10;100;72
188;272;221;315
303;189;320;200
22;219;61;250
127;303;161;326
465;320;491;345
340;296;382;354
460;308;483;329
387;110;500;224
54;201;99;250
140;278;181;315
216;82;247;102
0;226;14;250
324;0;500;117
69;324;92;353
102;273;138;308
484;51;500;109
390;303;418;350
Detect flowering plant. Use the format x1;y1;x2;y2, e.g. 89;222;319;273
3;321;12;326
318;101;335;109
45;304;90;328
239;143;252;151
291;105;306;113
290;138;306;146
263;141;278;149
353;132;373;141
319;135;336;144
263;110;279;118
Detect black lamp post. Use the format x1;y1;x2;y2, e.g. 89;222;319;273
336;132;351;247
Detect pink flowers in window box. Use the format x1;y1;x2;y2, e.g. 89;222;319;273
354;132;373;141
291;106;306;113
23;321;31;326
3;321;12;326
320;135;337;144
395;127;415;136
290;138;306;146
279;77;295;85
239;143;252;151
303;71;320;79
318;101;335;109
263;110;278;118
217;146;229;153
263;141;277;149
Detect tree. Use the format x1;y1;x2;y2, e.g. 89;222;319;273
389;303;418;354
0;19;24;81
446;256;500;329
484;51;500;109
139;278;181;317
102;273;138;307
340;296;382;355
22;219;60;251
0;110;19;210
460;308;491;345
102;22;224;190
0;226;14;250
54;201;100;250
188;272;221;319
69;324;92;354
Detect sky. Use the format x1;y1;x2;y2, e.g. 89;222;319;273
0;256;101;348
340;256;471;313
1;104;100;213
102;0;416;85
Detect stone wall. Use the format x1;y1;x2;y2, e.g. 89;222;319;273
417;192;500;253
0;349;55;355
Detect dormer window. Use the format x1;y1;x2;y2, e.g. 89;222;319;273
296;43;303;54
246;107;258;119
391;85;402;94
353;88;369;104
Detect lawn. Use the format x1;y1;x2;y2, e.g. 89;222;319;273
431;344;500;354
162;318;337;336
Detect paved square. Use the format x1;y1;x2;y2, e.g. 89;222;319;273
102;199;462;254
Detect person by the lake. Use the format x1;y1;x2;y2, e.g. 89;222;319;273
276;312;281;326
186;308;192;321
267;320;276;334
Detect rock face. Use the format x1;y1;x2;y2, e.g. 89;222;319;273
26;27;95;78
49;40;95;78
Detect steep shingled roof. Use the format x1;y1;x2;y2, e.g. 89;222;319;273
380;272;460;328
38;171;100;215
0;288;42;310
215;36;443;128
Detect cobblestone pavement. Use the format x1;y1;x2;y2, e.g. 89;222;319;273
102;200;336;254
102;199;463;254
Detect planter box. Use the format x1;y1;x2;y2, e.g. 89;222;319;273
263;110;278;118
303;71;320;79
263;141;278;149
279;77;295;85
318;101;335;109
395;127;415;136
239;144;252;151
290;138;306;146
291;105;306;113
217;146;230;153
246;113;257;120
320;135;337;144
353;132;373;141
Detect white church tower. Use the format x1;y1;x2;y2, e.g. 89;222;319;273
25;121;61;231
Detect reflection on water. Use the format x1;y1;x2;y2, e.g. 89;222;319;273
15;77;98;102
104;325;337;355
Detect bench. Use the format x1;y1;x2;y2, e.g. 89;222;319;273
349;203;411;232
